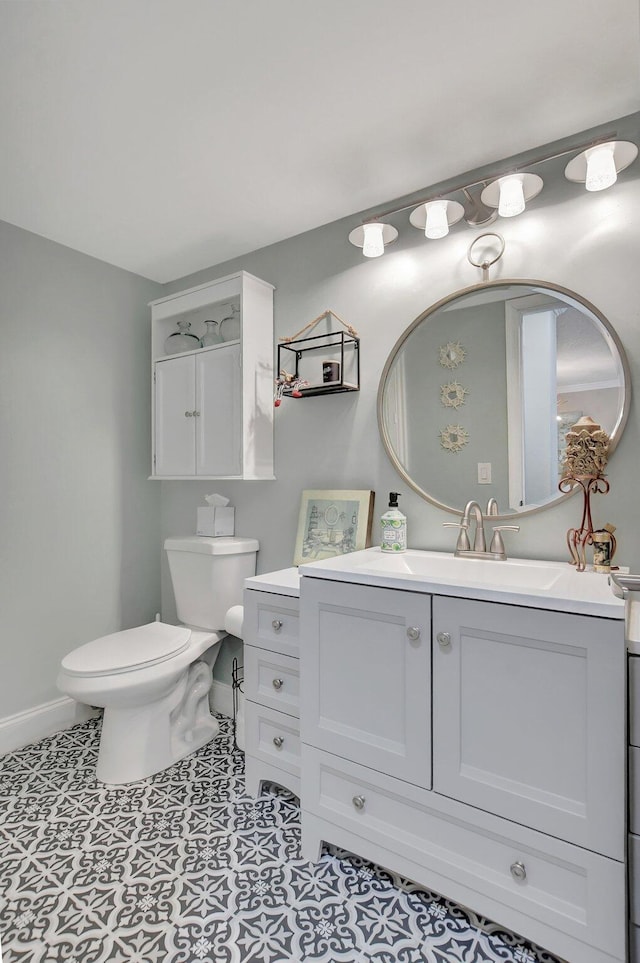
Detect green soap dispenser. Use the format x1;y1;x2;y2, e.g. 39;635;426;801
381;492;407;553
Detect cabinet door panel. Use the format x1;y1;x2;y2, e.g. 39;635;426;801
154;355;195;476
196;345;241;476
300;578;431;788
432;596;624;860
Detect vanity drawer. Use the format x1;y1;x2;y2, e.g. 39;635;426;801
302;745;626;961
244;589;300;659
245;701;301;777
244;644;300;717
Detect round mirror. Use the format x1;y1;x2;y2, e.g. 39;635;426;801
377;279;631;519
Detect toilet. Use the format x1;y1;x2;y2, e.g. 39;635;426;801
57;535;258;785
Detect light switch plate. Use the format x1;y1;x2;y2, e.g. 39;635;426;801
478;462;492;484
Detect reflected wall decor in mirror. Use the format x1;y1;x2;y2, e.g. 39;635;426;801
377;280;631;520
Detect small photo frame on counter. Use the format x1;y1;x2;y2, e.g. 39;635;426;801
293;489;375;566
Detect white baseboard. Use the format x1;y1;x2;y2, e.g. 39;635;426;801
0;696;99;756
0;682;238;758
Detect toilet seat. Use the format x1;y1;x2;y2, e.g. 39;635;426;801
61;622;191;677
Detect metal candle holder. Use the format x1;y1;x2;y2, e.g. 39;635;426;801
559;416;612;572
559;474;611;571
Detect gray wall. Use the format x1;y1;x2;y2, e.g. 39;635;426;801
160;172;640;682
0;221;162;716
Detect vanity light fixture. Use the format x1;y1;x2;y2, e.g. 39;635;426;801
348;221;398;258
564;140;639;192
347;132;638;258
480;172;544;218
409;199;465;239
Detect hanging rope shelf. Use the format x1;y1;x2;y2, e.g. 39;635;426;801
275;310;360;405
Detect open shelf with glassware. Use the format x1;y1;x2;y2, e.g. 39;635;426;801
276;330;360;398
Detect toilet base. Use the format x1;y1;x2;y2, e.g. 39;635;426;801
96;659;218;784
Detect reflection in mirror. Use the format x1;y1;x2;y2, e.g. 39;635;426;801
378;281;630;519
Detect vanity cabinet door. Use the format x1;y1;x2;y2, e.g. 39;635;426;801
300;578;431;788
432;596;625;860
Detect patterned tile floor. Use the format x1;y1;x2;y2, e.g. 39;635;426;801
0;716;563;963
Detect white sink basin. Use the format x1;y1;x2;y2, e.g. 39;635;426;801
298;547;625;619
360;551;565;591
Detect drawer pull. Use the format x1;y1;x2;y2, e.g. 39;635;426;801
272;619;283;631
437;631;452;648
406;626;421;641
272;736;284;749
510;860;527;881
272;678;284;690
352;795;366;811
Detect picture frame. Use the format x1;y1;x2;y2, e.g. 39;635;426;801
293;489;375;566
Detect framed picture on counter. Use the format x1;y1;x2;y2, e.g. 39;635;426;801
293;489;375;566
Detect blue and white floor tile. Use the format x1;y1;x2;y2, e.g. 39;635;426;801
0;716;563;962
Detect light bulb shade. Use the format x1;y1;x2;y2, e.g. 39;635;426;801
362;222;385;257
585;145;617;191
425;200;449;238
497;175;525;217
348;221;398;257
564;140;638;190
480;172;543;217
409;199;464;238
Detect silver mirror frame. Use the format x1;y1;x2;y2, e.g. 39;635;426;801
377;278;632;521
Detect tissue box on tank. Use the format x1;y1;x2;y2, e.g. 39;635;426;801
197;507;235;537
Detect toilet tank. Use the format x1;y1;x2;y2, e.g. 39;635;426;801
164;535;259;630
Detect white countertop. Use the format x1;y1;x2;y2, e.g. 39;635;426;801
299;547;625;620
245;567;300;597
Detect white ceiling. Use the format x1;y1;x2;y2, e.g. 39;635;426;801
0;0;638;283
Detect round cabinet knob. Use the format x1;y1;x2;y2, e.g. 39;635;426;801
193;410;200;418
352;795;366;810
272;736;284;749
184;411;193;418
510;861;527;881
437;632;452;648
271;619;283;632
272;678;284;690
406;627;421;641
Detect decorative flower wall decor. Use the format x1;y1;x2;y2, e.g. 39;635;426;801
439;341;466;369
440;381;469;409
439;425;469;453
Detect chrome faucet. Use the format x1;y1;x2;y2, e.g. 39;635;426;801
443;498;519;560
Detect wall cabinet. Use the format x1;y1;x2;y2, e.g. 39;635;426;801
149;270;274;480
298;578;626;963
155;344;241;477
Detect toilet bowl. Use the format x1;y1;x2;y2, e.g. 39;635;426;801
57;535;258;784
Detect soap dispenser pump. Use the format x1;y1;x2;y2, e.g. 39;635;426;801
381;492;407;553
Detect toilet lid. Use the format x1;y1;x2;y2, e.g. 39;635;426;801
61;622;192;677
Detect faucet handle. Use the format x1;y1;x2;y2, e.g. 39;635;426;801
443;522;471;553
490;525;520;556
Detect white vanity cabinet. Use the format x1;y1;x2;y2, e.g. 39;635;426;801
299;571;627;963
628;654;640;959
243;570;301;797
149;270;274;480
